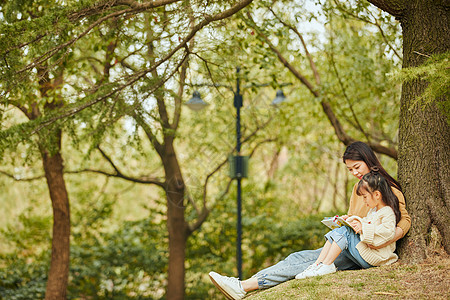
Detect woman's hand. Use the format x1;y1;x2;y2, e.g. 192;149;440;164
349;220;362;234
367;243;386;249
367;227;404;249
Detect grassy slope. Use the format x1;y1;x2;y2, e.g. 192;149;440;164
246;255;450;300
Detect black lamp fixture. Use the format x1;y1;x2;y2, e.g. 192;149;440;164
271;89;287;106
184;90;209;111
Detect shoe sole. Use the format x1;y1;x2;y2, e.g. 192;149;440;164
209;273;235;300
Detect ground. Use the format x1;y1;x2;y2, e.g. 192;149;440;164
246;252;450;299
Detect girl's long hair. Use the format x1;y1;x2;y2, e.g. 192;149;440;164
356;170;401;224
343;141;402;192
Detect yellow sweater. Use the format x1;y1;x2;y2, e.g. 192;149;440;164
347;183;411;238
348;207;398;266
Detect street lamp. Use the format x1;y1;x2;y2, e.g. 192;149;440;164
185;67;287;279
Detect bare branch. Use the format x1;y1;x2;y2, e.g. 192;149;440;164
65;169;165;188
97;146;123;176
268;8;321;85
246;12;319;97
0;170;45;181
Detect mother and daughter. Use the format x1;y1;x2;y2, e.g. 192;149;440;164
209;141;411;300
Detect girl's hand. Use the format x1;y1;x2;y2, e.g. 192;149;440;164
340;215;349;220
349;220;362;233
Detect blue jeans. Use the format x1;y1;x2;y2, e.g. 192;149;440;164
252;242;362;289
325;226;373;269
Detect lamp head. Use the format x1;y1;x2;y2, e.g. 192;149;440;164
271;90;287;106
185;91;209;111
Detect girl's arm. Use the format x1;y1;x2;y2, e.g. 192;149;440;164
368;189;409;249
359;210;396;247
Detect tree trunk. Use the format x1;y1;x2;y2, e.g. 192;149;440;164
39;130;71;300
162;142;188;300
395;1;450;261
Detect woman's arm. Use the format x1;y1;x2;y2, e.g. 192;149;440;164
367;226;403;249
393;188;411;238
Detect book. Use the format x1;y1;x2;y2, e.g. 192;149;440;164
321;216;354;230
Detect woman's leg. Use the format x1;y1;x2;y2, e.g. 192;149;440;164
209;248;322;295
241;278;258;292
251;248;322;289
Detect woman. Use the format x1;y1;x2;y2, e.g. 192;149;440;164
209;141;411;300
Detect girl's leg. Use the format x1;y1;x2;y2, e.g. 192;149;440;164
345;229;373;269
322;242;343;265
315;240;332;264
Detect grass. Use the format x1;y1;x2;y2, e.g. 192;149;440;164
245;254;450;300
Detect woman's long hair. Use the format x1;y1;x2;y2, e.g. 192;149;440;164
342;141;402;192
356;170;401;224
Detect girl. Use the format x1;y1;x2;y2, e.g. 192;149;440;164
209;142;410;300
295;170;401;279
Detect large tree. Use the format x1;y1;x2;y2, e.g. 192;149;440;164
366;0;450;261
239;0;449;260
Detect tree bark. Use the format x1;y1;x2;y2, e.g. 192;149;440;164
161;141;188;300
39;131;71;300
370;0;450;261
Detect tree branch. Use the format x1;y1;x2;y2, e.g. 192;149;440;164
245;12;319;97
332;0;401;60
65;169;165;188
245;11;398;159
268;8;321;85
27;0;252;135
366;0;407;18
0;170;45;181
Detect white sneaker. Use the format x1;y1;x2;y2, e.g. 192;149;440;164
295;263;319;279
295;263;336;279
209;271;246;300
314;263;337;276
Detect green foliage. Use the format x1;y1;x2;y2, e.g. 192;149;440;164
393;52;450;122
0;209;50;300
0;0;405;298
0;256;48;300
69;218;167;299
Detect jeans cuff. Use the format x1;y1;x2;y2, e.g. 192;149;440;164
251;273;266;289
326;230;347;251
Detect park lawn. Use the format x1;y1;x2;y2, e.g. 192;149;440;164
246;254;449;300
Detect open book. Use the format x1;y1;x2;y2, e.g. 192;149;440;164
321;216;354;230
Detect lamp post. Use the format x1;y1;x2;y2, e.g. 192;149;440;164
234;67;244;280
185;67;287;279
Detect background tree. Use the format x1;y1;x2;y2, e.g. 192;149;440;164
1;1;254;299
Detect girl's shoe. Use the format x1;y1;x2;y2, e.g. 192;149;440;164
295;262;336;279
295;263;319;279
